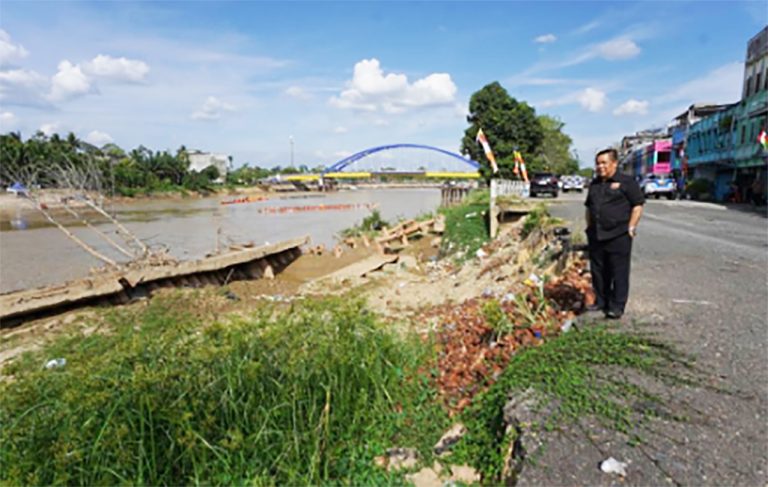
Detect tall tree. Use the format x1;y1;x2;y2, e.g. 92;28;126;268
461;82;544;179
528;115;579;175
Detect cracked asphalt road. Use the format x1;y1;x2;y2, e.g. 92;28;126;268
517;193;768;486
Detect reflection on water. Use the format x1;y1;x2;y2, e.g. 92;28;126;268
0;189;440;293
9;217;27;230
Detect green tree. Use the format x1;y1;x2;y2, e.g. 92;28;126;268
528;115;579;175
461;82;544;180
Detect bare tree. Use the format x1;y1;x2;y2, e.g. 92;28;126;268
6;151;166;271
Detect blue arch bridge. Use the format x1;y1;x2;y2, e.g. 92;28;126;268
282;143;481;181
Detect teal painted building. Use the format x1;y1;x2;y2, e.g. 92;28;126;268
685;26;768;202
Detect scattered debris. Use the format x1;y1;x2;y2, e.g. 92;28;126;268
561;319;574;333
374;447;419;472
433;423;467;456
44;358;66;370
600;457;628;477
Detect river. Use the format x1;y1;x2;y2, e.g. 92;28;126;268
0;188;441;293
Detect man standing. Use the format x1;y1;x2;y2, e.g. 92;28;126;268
585;148;645;319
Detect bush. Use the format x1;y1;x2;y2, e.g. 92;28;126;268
686;178;712;200
0;295;448;485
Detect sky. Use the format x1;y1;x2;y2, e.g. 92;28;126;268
0;1;765;169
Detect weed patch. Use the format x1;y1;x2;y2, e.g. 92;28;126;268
454;325;697;480
440;190;490;261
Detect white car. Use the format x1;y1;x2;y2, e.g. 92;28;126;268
640;174;676;199
560;175;585;193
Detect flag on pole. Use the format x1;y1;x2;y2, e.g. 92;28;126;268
475;128;499;174
759;129;768;151
512;151;520;175
514;151;529;182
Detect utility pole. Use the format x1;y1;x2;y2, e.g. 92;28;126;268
289;135;294;167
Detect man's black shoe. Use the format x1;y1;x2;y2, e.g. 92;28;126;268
605;310;623;320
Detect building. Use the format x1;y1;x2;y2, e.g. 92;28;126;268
668;103;732;182
618;129;668;178
685;26;768;202
188;150;232;183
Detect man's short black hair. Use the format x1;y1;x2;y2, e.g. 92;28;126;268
595;148;618;162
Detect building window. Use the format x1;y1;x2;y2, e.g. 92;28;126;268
757;73;763;94
741;124;746;145
764;67;768;91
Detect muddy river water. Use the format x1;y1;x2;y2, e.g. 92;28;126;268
0;188;441;293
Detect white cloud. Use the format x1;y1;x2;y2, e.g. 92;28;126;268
578;88;607;112
534;34;557;44
0;68;49;105
334;150;353;158
85;130;114;146
613;99;649;116
655;62;742;105
39;122;60;136
573;20;601;35
0;111;17;129
333;126;348;134
538;87;608;112
48;60;92;101
285;86;311;100
597;38;641;60
0;30;29;66
191;96;236;120
84;54;149;82
330;58;457;113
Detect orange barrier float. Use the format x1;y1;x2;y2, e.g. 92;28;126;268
256;202;378;214
220;195;268;205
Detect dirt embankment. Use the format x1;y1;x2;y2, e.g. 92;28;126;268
0;216;584;382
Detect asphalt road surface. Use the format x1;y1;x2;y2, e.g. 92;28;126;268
518;192;768;486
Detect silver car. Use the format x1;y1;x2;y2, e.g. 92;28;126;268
561;175;585;193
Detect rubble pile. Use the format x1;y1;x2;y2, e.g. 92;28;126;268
543;260;595;311
421;259;593;414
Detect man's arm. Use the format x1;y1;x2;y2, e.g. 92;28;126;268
585;209;592;228
628;205;643;237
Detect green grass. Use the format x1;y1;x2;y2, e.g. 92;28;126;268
520;204;549;238
440;190;490;261
0;294;449;486
453;325;697;481
339;209;390;238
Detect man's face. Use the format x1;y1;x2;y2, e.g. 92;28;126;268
595;154;618;179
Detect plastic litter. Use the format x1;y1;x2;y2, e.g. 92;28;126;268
475;248;487;259
44;358;67;370
561;319;573;333
600;457;628;477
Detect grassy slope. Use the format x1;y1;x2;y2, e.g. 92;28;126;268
1;295;448;485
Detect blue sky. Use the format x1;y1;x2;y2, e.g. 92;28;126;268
0;1;765;168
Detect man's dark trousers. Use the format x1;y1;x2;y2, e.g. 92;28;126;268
588;232;632;313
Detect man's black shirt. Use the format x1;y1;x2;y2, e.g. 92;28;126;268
584;172;645;241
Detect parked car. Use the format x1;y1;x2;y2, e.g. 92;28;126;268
530;172;559;197
561;175;585;192
640;174;676;199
